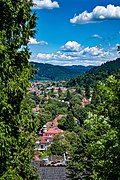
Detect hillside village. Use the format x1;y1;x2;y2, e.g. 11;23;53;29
28;81;91;165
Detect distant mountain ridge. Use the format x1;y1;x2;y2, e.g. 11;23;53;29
65;65;94;72
30;62;93;81
67;58;120;87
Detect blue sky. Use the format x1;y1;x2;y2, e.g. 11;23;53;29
29;0;120;66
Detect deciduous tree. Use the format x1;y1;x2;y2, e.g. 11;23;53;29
85;84;90;99
67;74;120;179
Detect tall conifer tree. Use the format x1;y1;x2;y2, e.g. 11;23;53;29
0;0;39;179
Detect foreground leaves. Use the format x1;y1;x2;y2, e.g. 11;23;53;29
0;0;39;179
67;74;120;179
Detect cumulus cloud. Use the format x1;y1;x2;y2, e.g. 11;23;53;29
39;41;48;45
61;41;82;52
81;46;105;56
28;38;48;45
30;42;118;66
91;34;102;39
70;4;120;24
33;0;59;9
36;52;73;60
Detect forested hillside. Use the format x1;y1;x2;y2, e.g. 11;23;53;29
30;62;92;81
64;65;93;72
67;58;120;87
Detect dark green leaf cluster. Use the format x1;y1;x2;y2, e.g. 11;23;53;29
67;73;120;179
0;1;39;179
48;131;80;157
58;112;77;132
38;98;68;127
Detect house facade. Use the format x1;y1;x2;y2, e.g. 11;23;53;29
35;126;63;151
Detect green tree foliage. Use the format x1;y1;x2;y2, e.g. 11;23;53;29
58;116;66;130
67;58;120;88
65;90;72;101
48;133;66;156
94;74;120;130
0;0;39;179
75;87;82;95
31;62;84;81
48;131;79;157
70;97;81;107
90;85;101;107
35;97;68;130
68;97;88;126
73;106;88;126
85;84;90;99
67;73;120;179
25;92;41;108
37;111;53;128
58;87;62;98
31;92;41;105
59;112;77;131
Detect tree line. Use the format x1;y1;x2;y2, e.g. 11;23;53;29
67;58;120;88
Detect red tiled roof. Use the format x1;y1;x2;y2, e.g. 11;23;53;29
45;127;63;134
53;115;66;127
53;121;58;127
32;107;40;112
46;122;53;129
53;115;64;122
41;139;48;144
81;98;90;105
42;135;54;139
39;136;48;144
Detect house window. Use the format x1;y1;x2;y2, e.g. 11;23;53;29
41;145;44;149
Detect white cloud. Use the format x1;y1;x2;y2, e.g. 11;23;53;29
61;41;82;52
116;43;120;52
33;0;59;9
116;43;120;47
30;43;119;66
37;53;54;59
81;46;105;56
39;41;48;45
28;38;48;45
36;52;73;60
70;4;120;24
91;34;102;39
